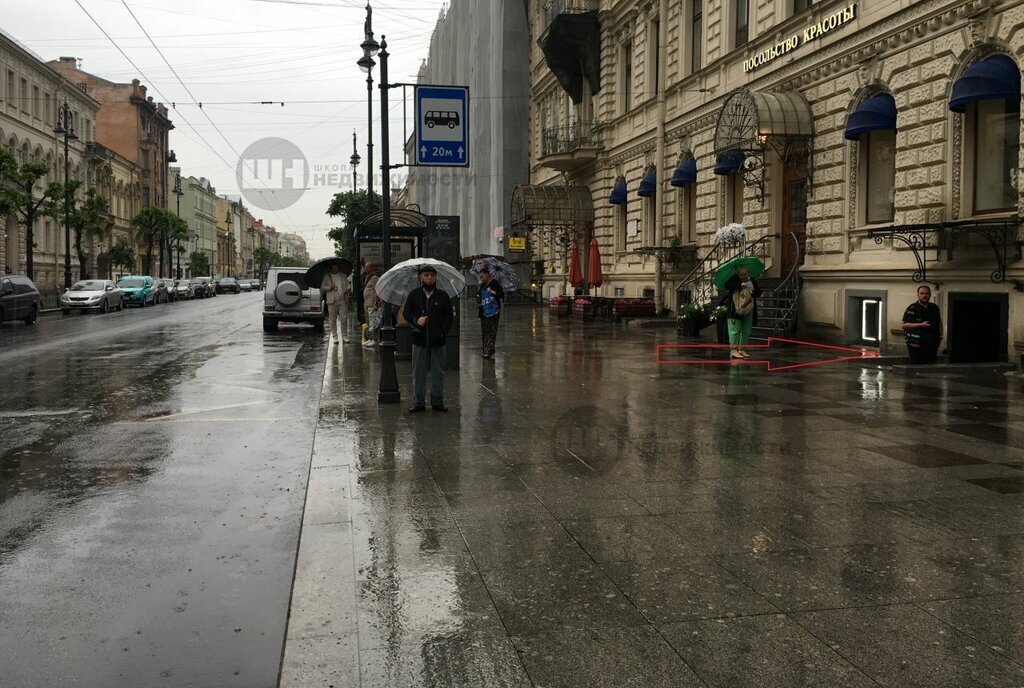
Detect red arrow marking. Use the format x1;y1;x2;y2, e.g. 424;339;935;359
656;337;880;371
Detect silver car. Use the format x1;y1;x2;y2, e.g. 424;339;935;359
60;279;124;315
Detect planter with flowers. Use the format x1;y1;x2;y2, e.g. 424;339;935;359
710;305;730;344
612;297;656;321
572;298;594;318
714;222;746;247
549;295;571;317
677;302;706;337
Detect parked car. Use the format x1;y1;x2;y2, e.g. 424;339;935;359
149;277;169;304
60;279;123;314
116;275;156;307
196;277;216;297
188;277;209;298
0;274;41;326
173;279;194;300
263;267;324;333
238;278;257;292
161;279;178;302
216;277;241;294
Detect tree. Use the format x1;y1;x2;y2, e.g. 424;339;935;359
106;237;136;277
167;215;189;278
326;189;381;263
46;181;111;281
131;206;176;276
188;250;210;277
0;147;60;279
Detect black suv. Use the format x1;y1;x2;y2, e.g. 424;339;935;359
0;275;42;326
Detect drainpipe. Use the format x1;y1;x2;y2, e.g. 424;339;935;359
653;0;668;314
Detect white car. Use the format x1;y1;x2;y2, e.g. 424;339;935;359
262;267;324;333
60;279;124;314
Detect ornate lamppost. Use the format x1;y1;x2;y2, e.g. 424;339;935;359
54;101;77;290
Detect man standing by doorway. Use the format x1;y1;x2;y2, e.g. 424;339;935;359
902;285;942;364
403;265;453;413
477;267;504;359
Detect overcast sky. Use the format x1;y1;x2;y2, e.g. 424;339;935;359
4;0;448;258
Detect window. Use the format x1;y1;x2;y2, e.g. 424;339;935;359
691;0;703;73
734;0;749;47
142;186;150;207
614;286;625;297
727;174;744;223
621;41;633;113
860;298;883;343
864;129;896;223
648;19;660;97
44;93;51;126
20;79;28;113
643;195;656;244
794;0;813;12
32;86;40;119
973;98;1020;213
678;187;697;243
615;203;627;251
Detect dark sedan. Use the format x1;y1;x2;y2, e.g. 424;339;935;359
216;277;241;294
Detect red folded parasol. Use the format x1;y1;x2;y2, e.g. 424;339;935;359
568;241;584;288
587;238;603;288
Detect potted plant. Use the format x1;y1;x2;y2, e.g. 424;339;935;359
677;302;704;337
710;305;730;344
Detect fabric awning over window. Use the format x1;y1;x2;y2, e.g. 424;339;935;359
713;150;745;175
608;178;627;205
844;93;897;140
670;158;697;187
949;55;1021;113
637;169;657;197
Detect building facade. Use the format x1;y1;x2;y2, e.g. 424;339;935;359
169;166;218;277
525;0;1024;361
85;141;141;278
402;0;531;259
0;31;101;291
50;58;173;213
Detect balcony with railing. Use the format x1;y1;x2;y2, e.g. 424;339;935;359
543;0;599;32
540;121;603;171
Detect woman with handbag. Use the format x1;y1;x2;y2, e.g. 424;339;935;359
724;266;762;359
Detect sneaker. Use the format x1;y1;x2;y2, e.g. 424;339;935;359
738;350;750;358
408;406;426;414
730;349;743;359
332;338;339;344
343;337;351;343
364;340;377;347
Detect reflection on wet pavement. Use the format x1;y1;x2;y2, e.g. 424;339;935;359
283;305;1024;687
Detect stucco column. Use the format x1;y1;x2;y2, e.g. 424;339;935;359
653;0;669;314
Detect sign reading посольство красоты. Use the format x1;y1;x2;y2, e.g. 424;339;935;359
743;3;858;73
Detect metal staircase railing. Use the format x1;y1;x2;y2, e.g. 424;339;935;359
754;232;804;336
675;233;777;308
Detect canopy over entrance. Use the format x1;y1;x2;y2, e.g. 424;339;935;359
356;207;428;233
510;184;595;229
713;88;814;201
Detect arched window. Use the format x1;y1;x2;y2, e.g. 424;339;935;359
950;54;1021;215
845;92;897;224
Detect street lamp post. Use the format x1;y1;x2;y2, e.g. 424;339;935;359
376;36;400;404
349;130;361;193
358;2;379;217
173;172;184;279
54;101;78;290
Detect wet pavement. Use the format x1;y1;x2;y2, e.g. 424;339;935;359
0;293;326;687
285;305;1024;688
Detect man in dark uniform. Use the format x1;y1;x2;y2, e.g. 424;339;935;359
402;265;454;413
476;267;504;359
902;285;942;364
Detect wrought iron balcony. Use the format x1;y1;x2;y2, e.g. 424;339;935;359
540;121;603;171
544;0;598;29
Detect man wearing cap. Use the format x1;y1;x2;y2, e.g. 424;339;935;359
402;265;454;413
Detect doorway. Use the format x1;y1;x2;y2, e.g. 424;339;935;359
781;165;807;276
948;292;1008;363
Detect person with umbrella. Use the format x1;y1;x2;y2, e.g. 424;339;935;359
402;265;454;413
472;262;509;359
715;257;763;359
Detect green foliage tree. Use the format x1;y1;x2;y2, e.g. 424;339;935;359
131;206;178;276
326;189;381;263
167;215;189;278
0;147;61;279
46;181;111;281
106;237;136;277
188;250;210;277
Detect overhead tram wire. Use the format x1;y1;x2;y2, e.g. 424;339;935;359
117;0;303;229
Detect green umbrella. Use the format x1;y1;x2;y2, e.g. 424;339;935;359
712;255;765;290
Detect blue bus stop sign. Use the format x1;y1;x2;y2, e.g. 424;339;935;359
415;86;469;167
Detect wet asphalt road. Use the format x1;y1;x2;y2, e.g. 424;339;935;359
0;293;326;687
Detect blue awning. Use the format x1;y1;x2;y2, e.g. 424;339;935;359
670;158;697;187
713;150;745;175
844;93;897;140
637;169;657;197
949;55;1021;113
608;178;627;205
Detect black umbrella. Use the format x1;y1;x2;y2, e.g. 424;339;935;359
306;256;353;289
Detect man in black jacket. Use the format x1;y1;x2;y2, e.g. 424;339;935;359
402;265;454;413
476;267;504;359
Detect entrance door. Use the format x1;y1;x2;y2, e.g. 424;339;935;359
948;293;1008;363
781;165;808;275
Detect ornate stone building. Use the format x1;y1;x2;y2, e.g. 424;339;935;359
524;0;1024;361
